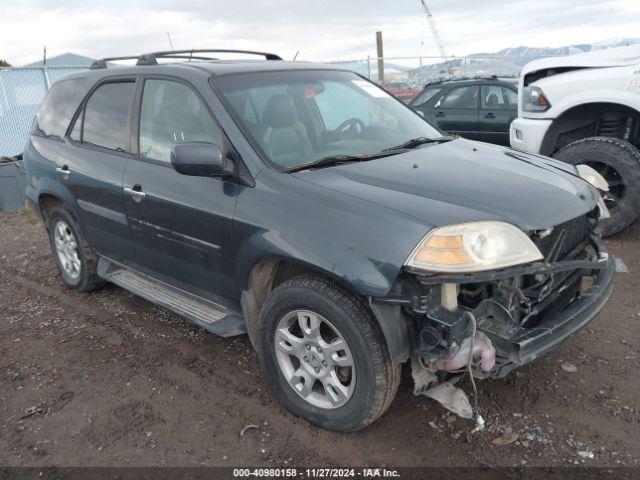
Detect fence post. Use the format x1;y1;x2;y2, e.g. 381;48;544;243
42;66;51;89
367;55;371;80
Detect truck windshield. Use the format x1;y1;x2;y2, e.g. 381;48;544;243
213;70;442;170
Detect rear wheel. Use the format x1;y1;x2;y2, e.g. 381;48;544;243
257;275;400;432
47;205;105;291
553;136;640;236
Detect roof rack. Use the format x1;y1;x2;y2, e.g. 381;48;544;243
89;55;142;70
137;49;283;66
89;49;283;70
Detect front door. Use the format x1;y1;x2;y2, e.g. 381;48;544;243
426;85;480;140
123;78;239;304
478;84;518;146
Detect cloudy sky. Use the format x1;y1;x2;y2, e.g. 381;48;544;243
2;0;639;65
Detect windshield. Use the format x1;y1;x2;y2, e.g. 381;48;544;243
213;70;442;170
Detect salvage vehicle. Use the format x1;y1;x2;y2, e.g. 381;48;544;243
383;81;422;103
24;49;616;432
511;45;640;236
409;77;518;146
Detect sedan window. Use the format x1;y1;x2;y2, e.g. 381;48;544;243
439;86;478;109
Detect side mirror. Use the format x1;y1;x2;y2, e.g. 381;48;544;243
170;142;233;177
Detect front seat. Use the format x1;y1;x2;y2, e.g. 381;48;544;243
260;94;314;167
486;93;499;107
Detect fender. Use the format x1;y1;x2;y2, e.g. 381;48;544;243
548;90;640;119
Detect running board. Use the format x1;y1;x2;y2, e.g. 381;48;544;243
97;258;246;337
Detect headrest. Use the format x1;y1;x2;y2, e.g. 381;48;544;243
263;94;299;128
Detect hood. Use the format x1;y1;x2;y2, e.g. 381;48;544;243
293;139;598;231
522;44;640;77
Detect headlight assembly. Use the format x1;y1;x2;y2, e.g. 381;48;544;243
576;164;610;219
405;221;543;273
522;86;551;112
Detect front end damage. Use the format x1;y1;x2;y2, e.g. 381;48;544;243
374;210;616;418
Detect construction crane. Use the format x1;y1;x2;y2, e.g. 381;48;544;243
419;0;453;76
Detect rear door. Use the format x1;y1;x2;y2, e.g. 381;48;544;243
478;84;518;146
425;85;480;140
63;78;137;263
122;77;239;304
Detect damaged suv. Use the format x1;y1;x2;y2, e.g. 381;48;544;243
24;50;616;432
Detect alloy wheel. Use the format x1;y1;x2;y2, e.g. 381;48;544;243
274;310;356;409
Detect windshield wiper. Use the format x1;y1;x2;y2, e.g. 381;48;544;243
382;136;452;152
284;152;398;173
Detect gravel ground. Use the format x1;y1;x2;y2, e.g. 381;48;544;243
0;209;639;468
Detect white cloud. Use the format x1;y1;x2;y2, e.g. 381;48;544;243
2;0;638;65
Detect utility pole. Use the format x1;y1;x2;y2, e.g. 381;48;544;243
376;31;384;84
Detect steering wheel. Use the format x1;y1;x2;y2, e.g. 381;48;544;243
334;118;365;141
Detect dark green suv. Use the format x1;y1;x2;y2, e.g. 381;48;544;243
23;50;615;432
410;78;518;146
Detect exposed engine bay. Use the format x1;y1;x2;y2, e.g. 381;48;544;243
375;208;617;421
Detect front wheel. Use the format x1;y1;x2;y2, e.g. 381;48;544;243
257;275;400;432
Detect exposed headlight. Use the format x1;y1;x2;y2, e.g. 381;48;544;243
522;86;551;112
576;164;609;191
405;221;543;273
576;164;610;219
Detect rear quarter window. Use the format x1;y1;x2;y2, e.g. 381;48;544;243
36;77;87;139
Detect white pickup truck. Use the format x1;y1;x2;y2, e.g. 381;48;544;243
510;45;640;235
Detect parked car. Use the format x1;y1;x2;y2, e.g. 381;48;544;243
383;81;422;102
410;77;518;146
24;49;616;432
511;45;640;236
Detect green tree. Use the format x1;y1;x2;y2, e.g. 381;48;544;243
0;59;11;67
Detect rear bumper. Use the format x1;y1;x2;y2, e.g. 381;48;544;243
487;253;615;378
510;117;552;154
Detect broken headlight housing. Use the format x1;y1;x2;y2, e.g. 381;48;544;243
405;221;543;273
576;164;610;220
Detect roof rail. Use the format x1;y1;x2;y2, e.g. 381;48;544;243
136;49;283;65
89;56;141;70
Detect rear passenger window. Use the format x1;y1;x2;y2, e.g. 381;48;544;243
82;81;135;151
139;79;222;162
36;78;86;139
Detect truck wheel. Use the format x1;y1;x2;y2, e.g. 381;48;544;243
257;275;400;432
553;137;640;236
47;205;105;292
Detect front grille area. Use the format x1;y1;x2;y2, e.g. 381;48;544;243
533;214;592;262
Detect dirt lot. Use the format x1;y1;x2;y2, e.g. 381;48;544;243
0;209;639;468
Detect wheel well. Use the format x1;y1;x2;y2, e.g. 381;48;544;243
38;193;64;225
543;103;640;155
241;258;362;348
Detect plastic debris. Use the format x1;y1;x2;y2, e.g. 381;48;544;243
421;379;473;419
561;363;578;373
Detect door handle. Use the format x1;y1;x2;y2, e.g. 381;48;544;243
56;165;71;179
124;185;146;202
435;111;445;117
484;112;495;119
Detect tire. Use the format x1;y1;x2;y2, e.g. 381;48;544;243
47;205;105;292
553;137;640;236
257;275;400;432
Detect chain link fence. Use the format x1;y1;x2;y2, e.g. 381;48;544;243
327;55;557;86
0;66;87;157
